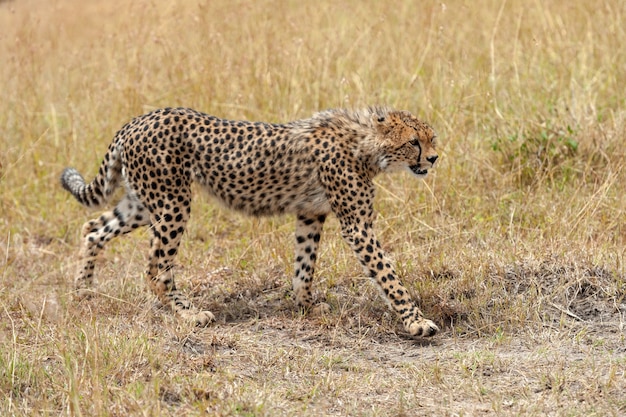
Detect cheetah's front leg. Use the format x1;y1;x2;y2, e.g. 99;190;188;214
340;221;439;338
320;172;439;337
292;214;329;314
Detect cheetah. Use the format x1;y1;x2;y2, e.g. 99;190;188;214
61;106;440;337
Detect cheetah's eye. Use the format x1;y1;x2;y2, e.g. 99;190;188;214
409;138;420;147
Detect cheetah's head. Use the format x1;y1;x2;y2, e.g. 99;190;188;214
374;110;438;178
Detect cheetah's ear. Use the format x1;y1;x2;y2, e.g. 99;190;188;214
374;111;413;146
374;111;408;135
373;113;393;136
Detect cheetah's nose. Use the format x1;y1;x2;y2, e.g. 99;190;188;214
426;155;438;165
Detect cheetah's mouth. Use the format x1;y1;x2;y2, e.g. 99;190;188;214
409;165;429;177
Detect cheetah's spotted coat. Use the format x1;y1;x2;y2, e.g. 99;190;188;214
61;107;439;337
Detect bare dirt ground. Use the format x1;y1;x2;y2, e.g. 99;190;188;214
3;235;625;416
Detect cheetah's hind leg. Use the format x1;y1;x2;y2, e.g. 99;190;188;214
73;193;150;299
144;226;215;327
142;188;215;327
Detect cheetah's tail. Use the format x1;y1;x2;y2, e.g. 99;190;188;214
60;143;122;208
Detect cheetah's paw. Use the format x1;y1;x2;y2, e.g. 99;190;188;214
180;310;215;327
310;302;331;316
406;317;439;338
74;288;95;300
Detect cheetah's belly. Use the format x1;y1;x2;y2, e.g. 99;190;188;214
198;171;331;217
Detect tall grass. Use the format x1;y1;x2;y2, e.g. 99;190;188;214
1;0;625;415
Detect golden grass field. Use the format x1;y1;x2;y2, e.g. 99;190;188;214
1;0;625;415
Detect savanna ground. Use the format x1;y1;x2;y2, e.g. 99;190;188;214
1;0;625;415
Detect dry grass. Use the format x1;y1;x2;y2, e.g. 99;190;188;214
1;0;625;415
